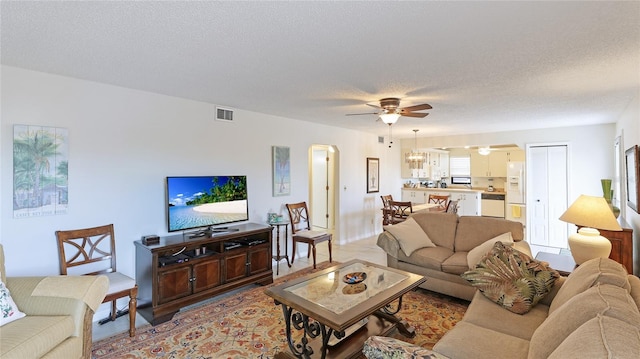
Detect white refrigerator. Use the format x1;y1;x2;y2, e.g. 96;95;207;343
505;162;526;226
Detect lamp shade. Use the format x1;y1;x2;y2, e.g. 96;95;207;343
559;195;622;231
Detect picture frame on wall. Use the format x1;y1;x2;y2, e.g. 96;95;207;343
272;146;291;197
367;157;379;193
625;145;639;213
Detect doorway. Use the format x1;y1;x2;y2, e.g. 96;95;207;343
526;143;569;249
309;145;338;233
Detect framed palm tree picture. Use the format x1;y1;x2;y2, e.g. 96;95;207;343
272;146;290;197
13;125;69;218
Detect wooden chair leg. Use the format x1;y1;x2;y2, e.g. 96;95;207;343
307;243;312;258
328;239;332;263
128;287;138;337
291;241;297;264
110;300;117;321
311;244;317;269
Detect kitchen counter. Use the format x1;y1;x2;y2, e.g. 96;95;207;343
403;187;507;194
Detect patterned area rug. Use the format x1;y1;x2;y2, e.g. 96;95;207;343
92;262;468;358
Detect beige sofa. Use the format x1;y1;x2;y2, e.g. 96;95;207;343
377;212;530;300
0;244;109;359
363;257;640;358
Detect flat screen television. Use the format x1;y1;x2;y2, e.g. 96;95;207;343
166;176;248;232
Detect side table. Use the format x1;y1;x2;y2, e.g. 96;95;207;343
535;252;577;276
269;220;291;275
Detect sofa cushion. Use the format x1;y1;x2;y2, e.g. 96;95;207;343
434;321;530;359
529;284;640;359
464;290;549;340
547;315;640;359
0;315;75;359
549;257;630;314
454;216;524;252
399;246;454;271
461;242;560;314
441;252;469;275
0;279;25;326
411;212;458;250
629;275;640;309
383;217;436;256
466;232;514;269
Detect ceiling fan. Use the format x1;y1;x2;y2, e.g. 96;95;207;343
346;97;432;124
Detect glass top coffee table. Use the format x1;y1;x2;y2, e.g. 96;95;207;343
264;259;426;359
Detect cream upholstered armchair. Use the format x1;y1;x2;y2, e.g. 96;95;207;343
0;244;108;359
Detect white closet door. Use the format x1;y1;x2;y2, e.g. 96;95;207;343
527;144;568;248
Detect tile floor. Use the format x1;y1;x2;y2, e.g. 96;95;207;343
92;233;385;341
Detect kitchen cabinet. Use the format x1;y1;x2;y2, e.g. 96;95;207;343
401;149;450;179
507;150;525;162
451;192;480;216
471;151;508;177
402;189;427;204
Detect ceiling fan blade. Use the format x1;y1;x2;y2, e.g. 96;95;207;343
345;112;379;116
366;103;382;109
400;112;429;118
401;103;432;111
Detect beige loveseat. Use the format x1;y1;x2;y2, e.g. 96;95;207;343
364;257;640;358
377;212;530;300
0;244;109;359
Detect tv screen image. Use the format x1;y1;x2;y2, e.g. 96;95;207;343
166;176;248;232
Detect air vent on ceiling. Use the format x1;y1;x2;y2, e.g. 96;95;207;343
378;136;385;144
216;107;234;122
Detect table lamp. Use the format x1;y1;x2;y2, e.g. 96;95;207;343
559;194;622;265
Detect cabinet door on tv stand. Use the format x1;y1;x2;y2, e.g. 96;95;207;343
248;246;271;275
158;266;192;304
193;259;222;293
225;252;248;282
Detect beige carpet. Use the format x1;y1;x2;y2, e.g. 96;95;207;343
92;262;468;358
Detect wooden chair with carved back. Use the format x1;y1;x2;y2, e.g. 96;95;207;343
286;201;332;269
428;194;450;212
56;224;137;337
388;200;413;224
380;195;394;225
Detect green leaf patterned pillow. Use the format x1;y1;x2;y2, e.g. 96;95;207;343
461;242;560;314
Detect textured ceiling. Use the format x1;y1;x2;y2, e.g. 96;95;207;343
2;1;639;139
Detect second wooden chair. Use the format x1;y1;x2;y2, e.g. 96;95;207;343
286;201;332;269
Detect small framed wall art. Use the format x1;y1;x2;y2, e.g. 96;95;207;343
367;157;379;193
625;145;639;213
272;146;291;197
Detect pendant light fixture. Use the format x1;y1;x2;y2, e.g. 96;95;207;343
405;129;427;169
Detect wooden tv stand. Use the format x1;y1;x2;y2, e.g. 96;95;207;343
134;222;273;325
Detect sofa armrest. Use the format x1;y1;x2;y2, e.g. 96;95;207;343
8;275;108;313
363;336;450;359
377;231;401;259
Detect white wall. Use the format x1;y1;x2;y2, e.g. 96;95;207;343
0;66;401;284
616;90;640;275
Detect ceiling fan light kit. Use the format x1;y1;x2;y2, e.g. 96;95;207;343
380;113;400;124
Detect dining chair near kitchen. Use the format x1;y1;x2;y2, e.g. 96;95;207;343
445;199;459;214
428;194;450;212
286;201;332;269
56;223;138;337
388;200;413;224
380;195;394;225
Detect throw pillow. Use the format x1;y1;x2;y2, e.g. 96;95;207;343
466;232;514;269
0;278;26;326
383;217;436;256
461;242;560;314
